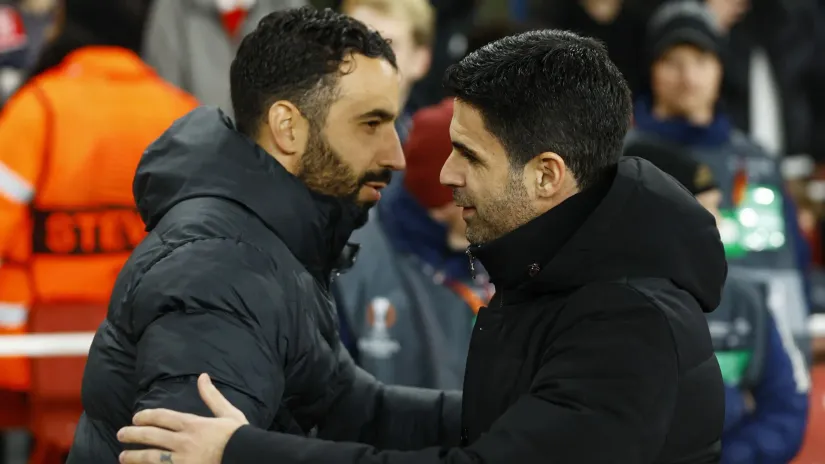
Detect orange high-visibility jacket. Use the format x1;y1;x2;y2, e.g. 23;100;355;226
0;46;198;391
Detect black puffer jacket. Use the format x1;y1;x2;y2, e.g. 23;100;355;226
66;107;461;463
221;157;727;463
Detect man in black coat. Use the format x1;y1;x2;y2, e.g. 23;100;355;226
118;29;728;464
66;7;461;464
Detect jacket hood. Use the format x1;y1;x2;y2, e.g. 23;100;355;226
133;106;364;281
477;157;727;312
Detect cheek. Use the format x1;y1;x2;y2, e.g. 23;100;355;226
652;69;680;96
331;135;372;171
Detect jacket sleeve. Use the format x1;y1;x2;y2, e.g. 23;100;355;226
0;87;46;253
142;0;185;89
315;346;462;450
221;286;683;464
721;315;809;464
130;239;286;429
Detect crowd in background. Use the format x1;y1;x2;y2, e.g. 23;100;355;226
0;0;823;463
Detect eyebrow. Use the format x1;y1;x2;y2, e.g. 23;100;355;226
452;141;479;159
357;108;397;122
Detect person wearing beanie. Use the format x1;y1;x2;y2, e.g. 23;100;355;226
625;141;810;464
626;0;812;412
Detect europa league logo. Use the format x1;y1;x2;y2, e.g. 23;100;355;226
359;297;401;359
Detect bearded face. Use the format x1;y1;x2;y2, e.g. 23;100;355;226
297;122;392;210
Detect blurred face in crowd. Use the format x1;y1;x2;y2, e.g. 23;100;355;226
651;44;722;126
266;54;405;208
440;101;546;245
696;188;723;225
346;6;431;106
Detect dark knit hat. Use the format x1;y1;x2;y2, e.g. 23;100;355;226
624;139;718;196
403;97;455;209
647;1;723;61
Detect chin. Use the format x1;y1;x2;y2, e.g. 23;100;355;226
358;200;378;210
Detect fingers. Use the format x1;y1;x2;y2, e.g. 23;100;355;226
198;373;231;418
132;408;194;431
198;373;248;424
118;426;182;450
119;448;173;464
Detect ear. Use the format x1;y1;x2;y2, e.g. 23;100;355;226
408;47;432;82
265;101;310;156
532;151;567;199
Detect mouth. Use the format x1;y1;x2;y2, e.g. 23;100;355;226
364;182;387;190
460;206;476;219
360;182;387;202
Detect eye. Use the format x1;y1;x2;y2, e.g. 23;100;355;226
460;150;481;165
364;120;381;132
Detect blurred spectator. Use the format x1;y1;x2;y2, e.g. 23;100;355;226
340;0;435;143
0;0;197;398
627;0;812;366
27;0;151;78
0;3;29;103
405;0;478;113
0;0;58;104
703;0;825;165
527;0;651;97
143;0;306;117
334;21;524;389
334;0;479;113
628;139;809;464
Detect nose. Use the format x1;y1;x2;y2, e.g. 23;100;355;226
440;152;464;188
379;127;406;172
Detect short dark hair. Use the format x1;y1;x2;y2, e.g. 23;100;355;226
443;30;632;190
230;7;397;137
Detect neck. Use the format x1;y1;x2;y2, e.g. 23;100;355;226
255;133;298;174
653;102;714;126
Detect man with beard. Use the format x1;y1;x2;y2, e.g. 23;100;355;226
66;7;461;463
118;30;728;464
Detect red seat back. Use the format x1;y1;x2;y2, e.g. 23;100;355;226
27;303;106;449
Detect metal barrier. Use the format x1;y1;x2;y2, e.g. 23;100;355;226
0;332;94;357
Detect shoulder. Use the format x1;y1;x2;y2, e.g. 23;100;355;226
0;83;47;125
561;279;706;348
564;280;668;321
153;197;285;251
126;236;290;331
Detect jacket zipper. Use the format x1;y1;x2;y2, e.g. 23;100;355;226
465;248;476;279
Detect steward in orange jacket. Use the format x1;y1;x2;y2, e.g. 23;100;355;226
0;0;197;391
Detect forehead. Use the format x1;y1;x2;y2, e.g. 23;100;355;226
449;100;506;156
659;44;716;61
328;53;401;120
